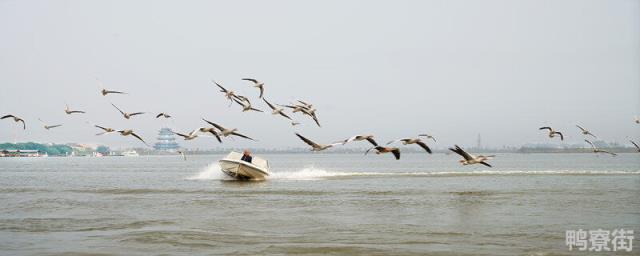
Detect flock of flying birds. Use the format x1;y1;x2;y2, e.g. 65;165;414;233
2;79;640;167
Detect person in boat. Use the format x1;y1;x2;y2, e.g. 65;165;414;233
240;150;252;163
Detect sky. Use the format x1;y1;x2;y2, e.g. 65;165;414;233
0;0;638;150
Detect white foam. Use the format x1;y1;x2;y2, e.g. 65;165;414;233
186;163;229;180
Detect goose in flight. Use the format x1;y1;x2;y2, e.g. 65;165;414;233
64;104;85;115
263;98;291;120
630;140;640;152
387;137;432;154
101;89;126;96
242;78;264;98
584;140;616;156
174;129;200;140
111;103;145;119
1;114;25;129
201;118;255;141
365;146;401;160
282;104;307;114
198;127;222;143
96;78;127;96
212;80;237;103
156;113;171;118
539;127;563;140
95;125;116;136
295;133;340;151
301;108;321;127
232;97;263;112
339;135;378;146
418;134;437;143
449;145;493;167
576;125;596;138
38;118;62;130
117;129;148;146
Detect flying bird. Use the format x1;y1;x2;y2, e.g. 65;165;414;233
539;127;564;140
291;121;301;126
156;113;171;118
635;116;640;124
263;98;292;120
198;127;222;143
630;140;640;152
449;145;494;167
387;137;432;154
576;125;597;138
294;133;340;151
96;78;127;96
301;108;321;127
64;104;85;115
212;80;237;103
95;125;116;135
418;134;437;143
584;140;616;156
174;129;201;140
117;129;148;146
111;103;145;119
339;135;378;146
38;118;62;130
201;118;255;141
1;114;25;129
365;146;401;160
242;78;264;98
232;97;263;112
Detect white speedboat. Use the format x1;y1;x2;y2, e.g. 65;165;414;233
219;151;271;181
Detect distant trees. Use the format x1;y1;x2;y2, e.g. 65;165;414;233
0;142;73;156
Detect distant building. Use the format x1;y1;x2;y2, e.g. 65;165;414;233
154;128;180;152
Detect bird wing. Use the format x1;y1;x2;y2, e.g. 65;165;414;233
258;86;264;98
18;119;25;129
1;115;15;119
416;141;432;154
111;103;125;115
584;139;596;150
630;140;640;149
555;132;564;140
207;131;222;143
213;80;228;92
249;107;263;112
48;124;62;129
539;127;552;131
263;98;276;110
295;133;320;148
130;132;148;146
104;90;126;94
69;110;86;114
364;146;381;155
95;125;111;132
391;148;401;160
362;137;378;146
156;113;163;118
449;145;473;161
279;111;292;120
129;112;145;116
242;78;259;84
576;125;586;132
201;118;225;131
231;131;255;141
479;161;492;168
174;132;189;139
310;114;321;127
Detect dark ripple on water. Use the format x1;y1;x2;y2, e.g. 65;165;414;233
0;218;175;232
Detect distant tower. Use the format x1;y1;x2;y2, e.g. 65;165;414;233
154;128;180;152
477;133;482;150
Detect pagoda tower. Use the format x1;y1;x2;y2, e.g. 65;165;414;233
153;128;180;152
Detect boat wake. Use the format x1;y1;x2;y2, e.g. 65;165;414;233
187;163;640;181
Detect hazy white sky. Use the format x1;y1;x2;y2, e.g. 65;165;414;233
0;0;638;149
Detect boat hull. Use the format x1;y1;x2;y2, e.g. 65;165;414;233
219;159;270;181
